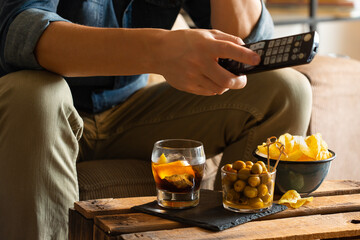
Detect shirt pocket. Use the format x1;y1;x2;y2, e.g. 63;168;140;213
145;0;184;8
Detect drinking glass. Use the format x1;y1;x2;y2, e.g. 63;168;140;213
151;139;206;209
221;165;276;213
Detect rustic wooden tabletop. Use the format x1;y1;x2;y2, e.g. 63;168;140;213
69;180;360;240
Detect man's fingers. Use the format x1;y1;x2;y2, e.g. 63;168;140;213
217;41;260;66
210;29;245;45
192;74;230;95
203;59;248;90
209;30;260;66
231;75;247;89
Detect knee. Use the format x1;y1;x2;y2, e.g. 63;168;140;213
274;68;312;124
0;70;71;105
249;68;313;134
0;70;75;119
0;70;83;140
272;68;312;109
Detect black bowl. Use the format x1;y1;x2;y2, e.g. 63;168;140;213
252;149;336;195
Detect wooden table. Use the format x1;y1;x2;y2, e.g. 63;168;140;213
69;180;360;240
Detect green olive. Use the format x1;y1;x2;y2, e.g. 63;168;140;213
237;168;251;180
257;184;269;197
233;180;246;192
261;172;272;184
226;173;237;182
243;186;258;198
239;196;248;204
251;163;263;174
225;189;240;202
249;197;264;209
232;160;246;171
257;161;267;170
245;161;254;168
261;193;272;204
248;176;261;187
223;164;234;172
224;166;238;182
257;161;269;173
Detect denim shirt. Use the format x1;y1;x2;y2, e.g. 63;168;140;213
0;0;274;113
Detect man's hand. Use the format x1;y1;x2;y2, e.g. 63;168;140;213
154;29;260;96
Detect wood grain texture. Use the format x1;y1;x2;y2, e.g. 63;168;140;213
95;213;185;234
91;193;360;235
68;208;94;240
264;193;360;220
120;211;360;240
69;180;360;239
74;180;360;219
74;196;156;219
311;180;360;197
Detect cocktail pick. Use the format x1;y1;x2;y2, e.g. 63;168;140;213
265;136;278;172
265;137;287;172
273;142;287;172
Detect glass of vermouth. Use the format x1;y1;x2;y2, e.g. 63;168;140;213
151;139;206;209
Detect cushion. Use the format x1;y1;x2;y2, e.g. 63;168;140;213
294;55;360;181
77;159;156;200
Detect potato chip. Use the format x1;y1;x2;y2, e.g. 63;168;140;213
289;197;313;209
278;190;301;204
278;190;313;209
304;134;321;159
286;149;303;161
299;137;314;159
257;143;267;156
257;143;282;159
317;150;332;160
269;143;283;159
279;133;295;154
257;133;332;161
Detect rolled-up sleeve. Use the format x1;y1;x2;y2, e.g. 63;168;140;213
0;1;68;75
243;0;274;44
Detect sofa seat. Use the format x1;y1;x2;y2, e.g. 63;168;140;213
77;159;156;200
294;55;360;181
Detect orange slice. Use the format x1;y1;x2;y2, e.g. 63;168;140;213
153;160;194;179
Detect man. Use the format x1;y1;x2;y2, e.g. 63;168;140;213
0;0;312;239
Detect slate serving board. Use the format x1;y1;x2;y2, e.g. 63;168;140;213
132;189;287;231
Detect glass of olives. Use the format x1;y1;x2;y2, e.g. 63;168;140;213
221;160;276;213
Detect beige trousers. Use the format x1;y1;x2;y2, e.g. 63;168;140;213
0;68;312;239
